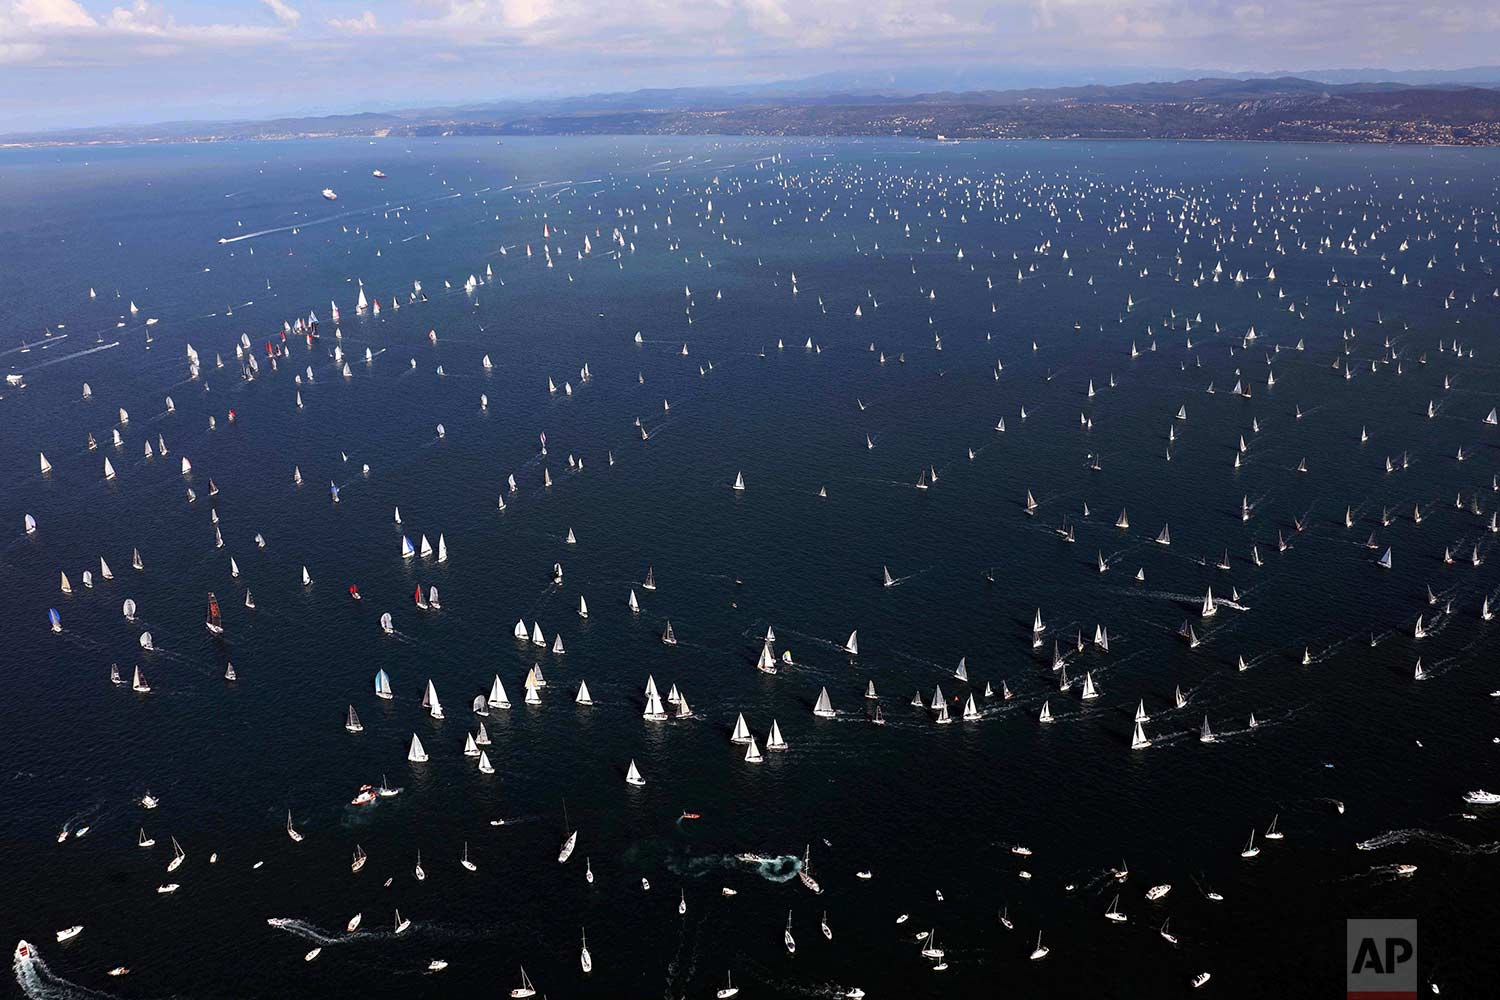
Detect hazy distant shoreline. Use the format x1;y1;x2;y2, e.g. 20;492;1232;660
6;75;1500;149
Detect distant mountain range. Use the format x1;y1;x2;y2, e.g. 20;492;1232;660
7;73;1500;147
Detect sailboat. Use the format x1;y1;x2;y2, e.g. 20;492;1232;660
286;810;303;842
731;712;752;743
813;687;835;718
744;735;764;763
784;911;797;953
767;719;788;750
1030;931;1049;960
558;806;578;863
205;593;223;635
626;759;646;786
717;971;740;998
798;845;823;894
167;837;185;872
1240;829;1261;858
351;845;366;872
1105;894;1127;922
580;929;593;973
375;669;393;699
407;734;428;763
509;966;537;998
844;630;859;655
643;677;669;720
461;842;477;871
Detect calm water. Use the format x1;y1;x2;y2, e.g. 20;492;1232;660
3;136;1500;998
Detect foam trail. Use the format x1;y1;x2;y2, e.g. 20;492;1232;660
19;343;120;373
13;944;122;1000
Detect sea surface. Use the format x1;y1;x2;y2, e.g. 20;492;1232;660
2;136;1500;998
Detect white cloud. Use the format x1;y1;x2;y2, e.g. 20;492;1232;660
260;0;300;26
13;0;95;28
328;9;378;32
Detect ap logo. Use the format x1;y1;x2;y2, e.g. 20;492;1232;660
1347;919;1417;1000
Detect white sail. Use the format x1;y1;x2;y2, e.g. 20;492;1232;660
1131;719;1151;749
813;687;835;718
407;734;429;763
423;679;444;719
731;712;752;743
489;675;511;708
575;680;592;705
626;759;645;785
843;630;859;655
375;669;393;699
744;735;763;763
767;719;788;750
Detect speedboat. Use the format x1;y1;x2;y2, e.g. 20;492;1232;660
856;870;873;879
1146;884;1171;901
1396;864;1418;876
304;948;321;962
56;926;83;943
428;959;448;972
350;785;377;807
1463;790;1500;804
157;883;179;894
1192;972;1212;988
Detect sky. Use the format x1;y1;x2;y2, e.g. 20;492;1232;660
3;0;1500;131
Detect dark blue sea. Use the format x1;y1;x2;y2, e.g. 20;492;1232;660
3;136;1500;998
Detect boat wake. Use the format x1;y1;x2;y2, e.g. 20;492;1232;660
666;852;802;883
265;917;389;946
1354;829;1500;855
17;343;119;373
13;945;121;1000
